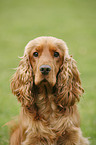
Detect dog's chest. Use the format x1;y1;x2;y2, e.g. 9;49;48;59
35;93;68;134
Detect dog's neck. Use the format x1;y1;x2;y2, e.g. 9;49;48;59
24;83;72;121
37;83;54;96
33;83;57;120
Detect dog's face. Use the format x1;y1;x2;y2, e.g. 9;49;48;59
29;40;64;86
11;36;83;107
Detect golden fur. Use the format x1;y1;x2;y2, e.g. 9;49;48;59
10;36;89;145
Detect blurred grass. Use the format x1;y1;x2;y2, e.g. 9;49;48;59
0;0;96;144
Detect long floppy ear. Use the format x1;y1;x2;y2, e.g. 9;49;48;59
10;54;34;107
56;55;84;108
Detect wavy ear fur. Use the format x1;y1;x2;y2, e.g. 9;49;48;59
56;55;84;108
11;55;34;107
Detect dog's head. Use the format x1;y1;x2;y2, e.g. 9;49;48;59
26;37;68;86
11;36;84;108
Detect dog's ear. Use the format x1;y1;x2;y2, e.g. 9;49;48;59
56;55;84;108
11;55;34;107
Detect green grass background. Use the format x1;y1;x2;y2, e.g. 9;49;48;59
0;0;96;144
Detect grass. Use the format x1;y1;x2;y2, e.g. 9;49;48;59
0;0;96;144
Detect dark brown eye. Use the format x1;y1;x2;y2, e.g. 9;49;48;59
33;52;38;57
54;52;59;57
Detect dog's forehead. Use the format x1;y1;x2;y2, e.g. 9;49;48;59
24;36;69;56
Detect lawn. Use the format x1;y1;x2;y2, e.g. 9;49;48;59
0;0;96;144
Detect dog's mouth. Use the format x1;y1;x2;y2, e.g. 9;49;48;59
34;69;57;87
38;78;53;87
40;78;49;84
42;79;47;82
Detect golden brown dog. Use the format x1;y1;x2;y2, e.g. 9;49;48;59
10;36;89;145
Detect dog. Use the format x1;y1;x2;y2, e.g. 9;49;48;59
10;36;89;145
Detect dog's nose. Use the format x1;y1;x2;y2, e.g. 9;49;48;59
39;65;51;75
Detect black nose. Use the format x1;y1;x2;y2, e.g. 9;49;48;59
39;65;51;75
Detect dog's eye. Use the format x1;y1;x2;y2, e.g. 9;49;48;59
54;52;59;57
33;52;38;57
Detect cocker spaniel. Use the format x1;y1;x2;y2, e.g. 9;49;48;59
10;36;89;145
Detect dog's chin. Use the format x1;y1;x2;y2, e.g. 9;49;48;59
35;78;56;87
40;79;50;85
